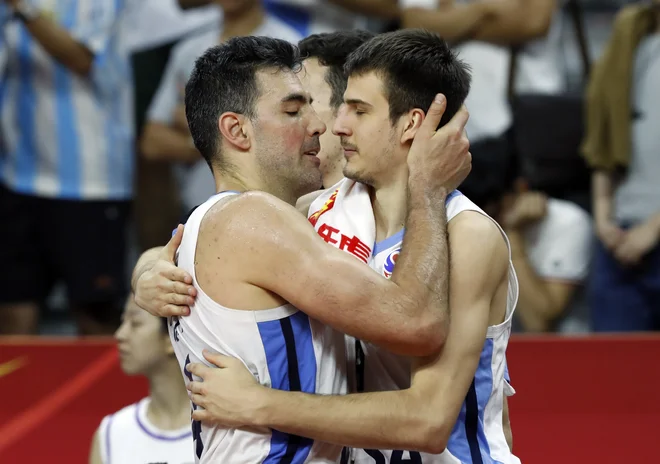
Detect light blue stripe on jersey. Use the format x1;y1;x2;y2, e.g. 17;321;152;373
105;0;124;194
447;339;504;464
504;360;511;383
14;25;37;192
56;1;81;198
258;311;316;463
264;1;311;37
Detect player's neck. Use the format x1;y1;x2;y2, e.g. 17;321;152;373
220;5;265;42
370;170;408;243
323;169;344;190
146;360;190;430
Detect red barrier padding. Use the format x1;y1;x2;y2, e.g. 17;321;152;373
0;335;658;463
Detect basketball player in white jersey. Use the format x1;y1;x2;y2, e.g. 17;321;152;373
178;30;521;464
131;35;472;462
88;293;192;464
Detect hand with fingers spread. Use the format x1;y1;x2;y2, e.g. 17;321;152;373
186;350;263;428
134;224;197;317
408;94;472;194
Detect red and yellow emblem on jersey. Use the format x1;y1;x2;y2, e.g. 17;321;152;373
308;189;339;226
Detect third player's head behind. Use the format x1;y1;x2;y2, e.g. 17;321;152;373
336;29;472;189
185;36;326;204
298;30;375;188
115;293;173;376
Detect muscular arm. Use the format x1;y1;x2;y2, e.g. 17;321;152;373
140;122;200;162
18;15;94;76
243;213;509;452
211;187;450;357
506;231;577;332
403;0;555;45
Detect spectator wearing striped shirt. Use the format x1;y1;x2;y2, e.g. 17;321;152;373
0;0;132;335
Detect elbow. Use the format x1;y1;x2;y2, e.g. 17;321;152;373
396;316;446;357
411;415;451;454
410;312;448;357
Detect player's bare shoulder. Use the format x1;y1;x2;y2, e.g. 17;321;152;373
448;211;509;276
198;191;313;260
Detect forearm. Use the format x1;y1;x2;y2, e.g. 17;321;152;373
507;231;557;331
20;16;94;76
178;0;212;9
402;3;493;43
328;0;399;20
592;170;616;224
392;185;450;344
253;388;433;452
469;0;552;45
140;124;200;163
131;247;163;292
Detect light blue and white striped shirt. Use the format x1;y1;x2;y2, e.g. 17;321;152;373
0;0;133;200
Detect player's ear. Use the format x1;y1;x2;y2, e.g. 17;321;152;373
399;108;425;145
218;112;251;151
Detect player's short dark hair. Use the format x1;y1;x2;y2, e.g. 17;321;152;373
299;30;375;110
344;29;471;127
185;36;302;171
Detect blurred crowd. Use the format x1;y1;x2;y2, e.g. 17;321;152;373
0;0;657;336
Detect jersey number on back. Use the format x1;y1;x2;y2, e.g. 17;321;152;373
364;449;422;463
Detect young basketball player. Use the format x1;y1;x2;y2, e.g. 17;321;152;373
130;35;471;463
88;293;192;464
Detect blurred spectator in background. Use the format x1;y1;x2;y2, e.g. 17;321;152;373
297;30;375;190
583;1;660;332
0;0;131;335
463;151;592;333
399;0;562;201
124;0;221;251
89;294;191;464
141;0;301;213
178;0;398;35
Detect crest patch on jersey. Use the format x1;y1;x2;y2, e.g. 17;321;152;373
383;249;400;278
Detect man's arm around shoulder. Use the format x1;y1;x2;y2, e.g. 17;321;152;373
234;213;510;453
210;191;447;357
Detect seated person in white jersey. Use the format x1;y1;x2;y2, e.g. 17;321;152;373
89;293;192;464
137;31;520;464
131;36;472;462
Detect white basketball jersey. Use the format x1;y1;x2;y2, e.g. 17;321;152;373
347;192;521;464
98;397;194;464
172;191;348;463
